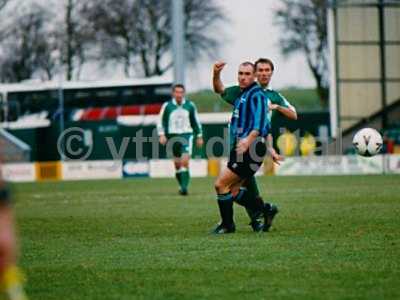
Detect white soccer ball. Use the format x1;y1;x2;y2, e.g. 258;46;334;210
352;128;383;157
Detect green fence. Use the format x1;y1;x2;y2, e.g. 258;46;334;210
9;112;330;162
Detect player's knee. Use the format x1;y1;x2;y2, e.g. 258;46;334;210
230;186;240;197
214;178;226;193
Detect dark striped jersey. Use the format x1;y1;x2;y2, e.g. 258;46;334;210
229;82;270;140
221;85;296;122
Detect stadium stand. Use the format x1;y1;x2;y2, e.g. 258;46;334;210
74;103;163;121
0;129;31;162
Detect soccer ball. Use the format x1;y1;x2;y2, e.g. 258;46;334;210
352;128;383;157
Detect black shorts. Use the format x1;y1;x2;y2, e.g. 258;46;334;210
166;134;193;158
227;138;267;179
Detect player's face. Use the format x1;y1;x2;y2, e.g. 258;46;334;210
238;65;255;89
172;87;185;103
256;63;273;88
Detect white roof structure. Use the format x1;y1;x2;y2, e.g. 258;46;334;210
0;77;172;94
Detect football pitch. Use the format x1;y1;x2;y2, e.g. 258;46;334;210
14;175;400;300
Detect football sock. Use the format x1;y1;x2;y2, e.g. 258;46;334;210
246;177;272;211
180;168;190;191
232;188;261;222
232;187;248;206
246;176;260;198
0;265;28;300
175;171;182;186
217;193;234;227
232;177;266;222
246;177;267;220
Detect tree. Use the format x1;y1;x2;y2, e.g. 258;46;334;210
133;0;172;77
183;0;225;63
275;0;329;105
60;0;94;80
79;0;138;76
81;0;226;77
0;3;58;82
0;0;10;10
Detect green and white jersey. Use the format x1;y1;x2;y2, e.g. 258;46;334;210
157;98;203;137
221;85;296;121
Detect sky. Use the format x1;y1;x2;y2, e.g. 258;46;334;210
185;0;316;91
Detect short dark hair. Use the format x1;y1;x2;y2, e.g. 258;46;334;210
254;58;274;71
239;61;255;72
239;61;256;72
172;84;185;91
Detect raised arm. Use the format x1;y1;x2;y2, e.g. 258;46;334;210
212;61;226;94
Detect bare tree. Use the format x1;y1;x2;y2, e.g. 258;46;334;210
81;0;226;77
134;0;171;77
0;4;58;82
0;0;226;81
135;0;226;77
183;0;225;62
0;0;10;10
275;0;329;104
60;0;94;80
80;0;138;76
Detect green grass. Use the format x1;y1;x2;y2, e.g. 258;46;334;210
279;88;324;111
13;175;400;300
188;88;323;113
187;90;232;113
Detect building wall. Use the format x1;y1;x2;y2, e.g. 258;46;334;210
332;1;400;131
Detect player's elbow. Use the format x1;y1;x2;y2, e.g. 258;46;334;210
288;107;297;120
213;87;224;95
212;83;224;95
285;108;297;120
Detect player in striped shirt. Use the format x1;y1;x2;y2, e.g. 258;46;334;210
213;58;297;232
212;62;272;234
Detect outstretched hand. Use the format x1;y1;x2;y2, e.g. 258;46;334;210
236;138;250;155
269;148;284;165
159;135;167;145
196;137;204;148
269;103;279;111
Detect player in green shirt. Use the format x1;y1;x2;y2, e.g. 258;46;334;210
212;58;297;232
157;84;203;195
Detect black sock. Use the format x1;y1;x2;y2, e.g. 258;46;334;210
234;188;264;222
217;193;234;227
233;188;247;206
254;196;267;211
